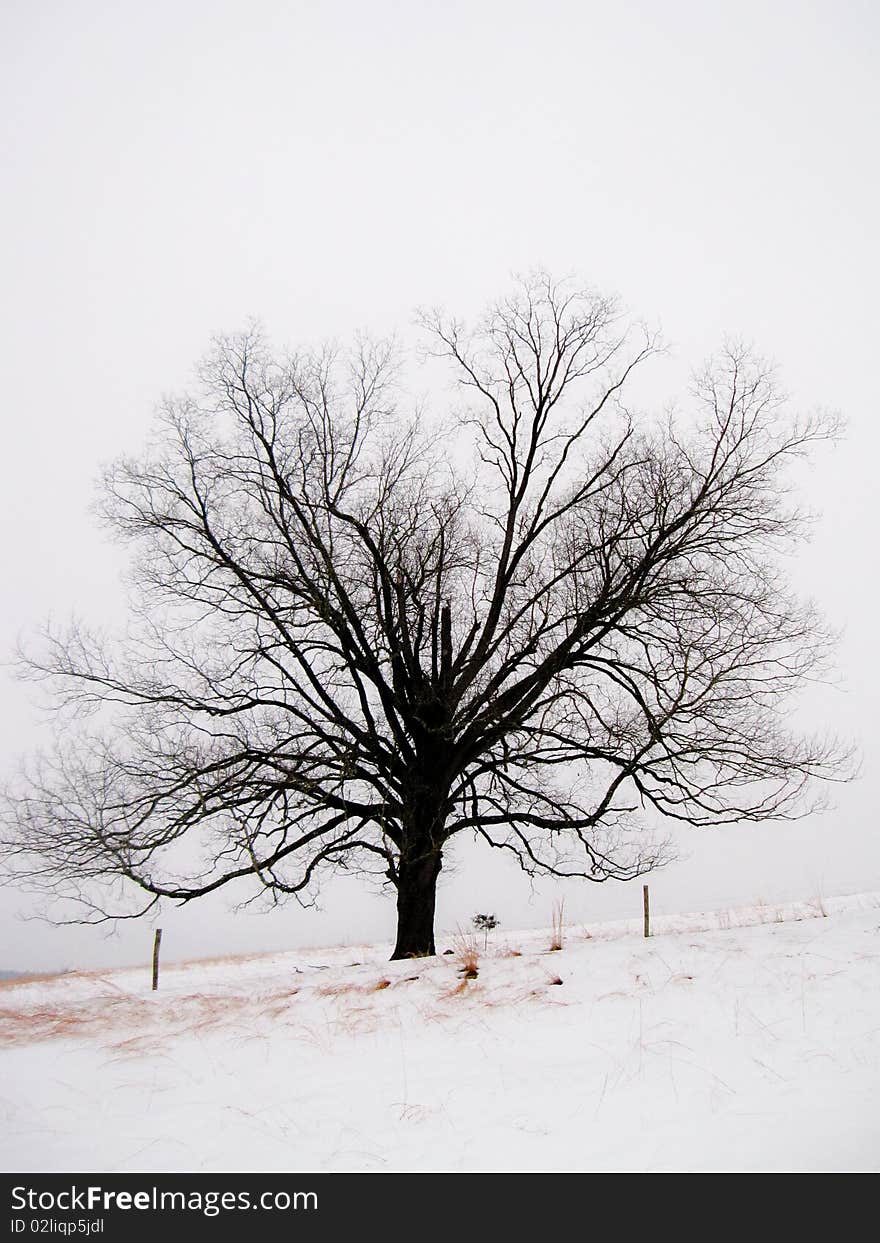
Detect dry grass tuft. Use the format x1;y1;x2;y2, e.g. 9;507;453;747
440;979;472;999
373;978;391;991
451;929;480;979
549;899;565;951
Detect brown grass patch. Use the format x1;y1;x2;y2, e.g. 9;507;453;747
0;971;72;991
316;982;363;998
162;949;288;972
0;1006;92;1044
0;987;288;1051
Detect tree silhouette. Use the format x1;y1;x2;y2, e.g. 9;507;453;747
2;274;848;957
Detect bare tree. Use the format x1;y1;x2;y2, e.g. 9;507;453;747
1;275;849;958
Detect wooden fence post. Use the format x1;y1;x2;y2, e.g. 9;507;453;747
151;928;162;991
643;885;650;938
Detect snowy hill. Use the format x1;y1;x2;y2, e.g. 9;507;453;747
1;894;879;1173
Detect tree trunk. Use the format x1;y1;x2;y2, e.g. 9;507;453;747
390;847;442;959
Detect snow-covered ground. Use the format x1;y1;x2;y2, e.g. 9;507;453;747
2;894;879;1173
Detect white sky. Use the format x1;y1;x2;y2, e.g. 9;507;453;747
2;0;879;971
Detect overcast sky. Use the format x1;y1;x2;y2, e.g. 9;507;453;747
2;0;878;971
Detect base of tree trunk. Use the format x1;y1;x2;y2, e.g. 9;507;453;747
389;944;436;960
390;849;441;960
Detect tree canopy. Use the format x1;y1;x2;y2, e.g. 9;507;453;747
2;274;848;957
